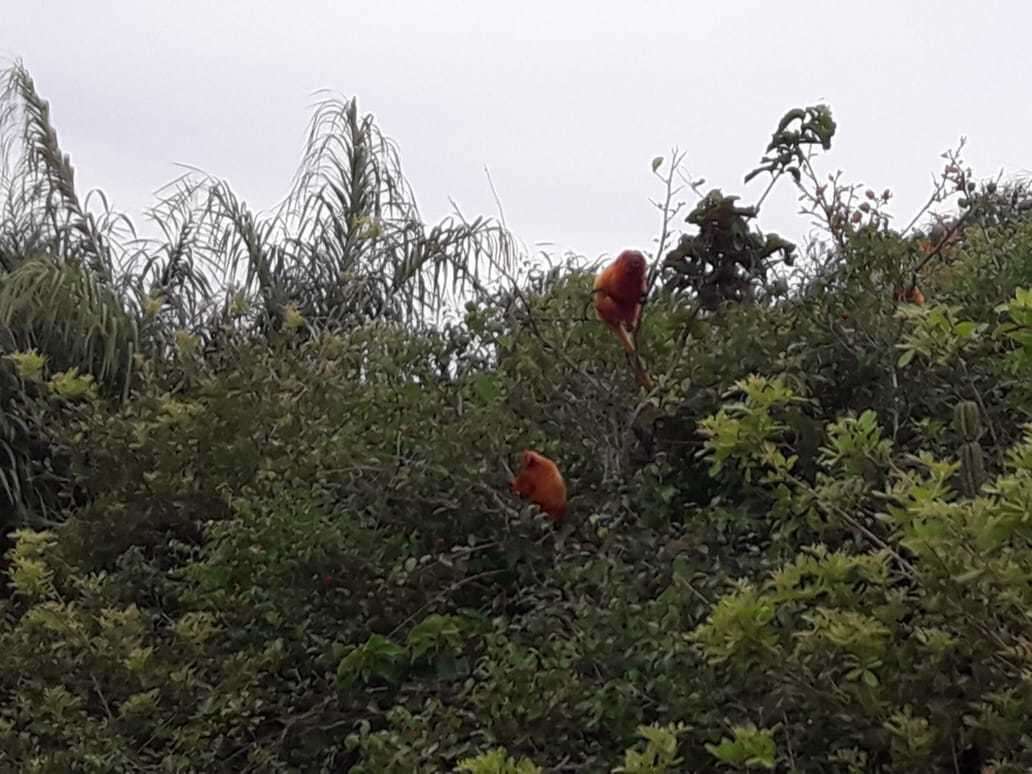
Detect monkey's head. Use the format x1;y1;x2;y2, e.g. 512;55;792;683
510;449;539;494
616;249;647;277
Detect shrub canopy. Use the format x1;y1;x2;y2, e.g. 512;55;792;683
3;62;1032;772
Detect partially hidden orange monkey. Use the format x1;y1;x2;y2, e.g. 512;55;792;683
510;450;567;523
895;286;926;305
593;249;648;354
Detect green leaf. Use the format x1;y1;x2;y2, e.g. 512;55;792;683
472;373;500;403
953;567;985;584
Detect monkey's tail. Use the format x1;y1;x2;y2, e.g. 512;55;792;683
614;325;636;355
613;325;653;389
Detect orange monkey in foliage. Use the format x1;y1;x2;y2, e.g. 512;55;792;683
510;450;567;523
895;286;926;305
593;249;648;354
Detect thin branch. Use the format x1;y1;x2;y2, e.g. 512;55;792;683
386;568;508;640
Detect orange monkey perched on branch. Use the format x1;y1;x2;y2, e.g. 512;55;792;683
510;450;567;523
594;250;647;353
593;249;654;388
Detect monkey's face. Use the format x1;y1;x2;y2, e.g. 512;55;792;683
617;250;646;276
609;250;647;304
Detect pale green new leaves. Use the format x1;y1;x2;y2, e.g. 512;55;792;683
613;723;689;774
704;723;776;770
455;748;542;774
895;303;986;368
698;375;802;480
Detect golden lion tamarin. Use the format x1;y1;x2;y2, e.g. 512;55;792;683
510;450;567;523
593;249;647;354
895;286;926;305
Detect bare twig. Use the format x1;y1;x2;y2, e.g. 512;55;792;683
908;211;970;290
643;148;690;309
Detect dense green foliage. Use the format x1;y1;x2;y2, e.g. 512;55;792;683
3;61;1032;772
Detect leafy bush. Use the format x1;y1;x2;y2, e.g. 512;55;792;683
3;62;1032;772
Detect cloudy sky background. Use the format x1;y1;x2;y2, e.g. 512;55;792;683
3;1;1030;265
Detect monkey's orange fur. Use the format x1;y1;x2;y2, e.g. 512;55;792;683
895;286;926;305
594;250;647;354
510;450;567;523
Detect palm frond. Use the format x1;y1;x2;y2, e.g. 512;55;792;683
0;61;126;279
275;93;519;327
0;255;137;389
1;62;522;358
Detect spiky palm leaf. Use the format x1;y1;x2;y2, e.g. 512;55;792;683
0;61;138;281
145;93;520;336
0;256;136;390
0;61;139;393
1;60;519;374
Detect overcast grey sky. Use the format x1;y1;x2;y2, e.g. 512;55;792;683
3;1;1030;263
